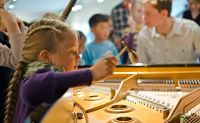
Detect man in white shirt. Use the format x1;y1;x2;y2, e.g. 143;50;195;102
137;0;200;64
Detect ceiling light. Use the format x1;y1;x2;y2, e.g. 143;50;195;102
97;0;104;3
8;4;14;9
72;4;82;11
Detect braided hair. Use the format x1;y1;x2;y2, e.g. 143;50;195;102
3;18;77;123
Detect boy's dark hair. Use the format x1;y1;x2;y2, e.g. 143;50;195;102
89;14;109;28
154;0;172;16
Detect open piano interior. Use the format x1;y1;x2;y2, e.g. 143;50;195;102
44;64;200;123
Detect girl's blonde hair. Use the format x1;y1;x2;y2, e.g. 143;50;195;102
131;0;143;11
4;18;77;123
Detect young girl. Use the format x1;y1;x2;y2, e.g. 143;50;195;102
121;0;143;64
4;18;117;123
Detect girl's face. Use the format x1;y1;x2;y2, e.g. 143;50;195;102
131;3;143;23
50;35;80;71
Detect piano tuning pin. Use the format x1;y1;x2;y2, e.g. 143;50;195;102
76;112;83;119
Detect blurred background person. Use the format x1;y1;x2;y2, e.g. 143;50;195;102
183;0;200;26
127;0;144;35
82;14;119;65
137;0;200;64
108;15;114;43
77;31;86;55
111;0;131;51
77;30;86;65
121;0;143;64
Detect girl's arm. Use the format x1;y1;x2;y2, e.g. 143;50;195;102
21;69;92;106
21;57;118;106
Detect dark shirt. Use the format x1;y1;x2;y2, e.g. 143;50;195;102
183;10;200;26
0;32;13;123
14;68;92;123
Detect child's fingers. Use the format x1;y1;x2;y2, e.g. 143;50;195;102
105;60;115;71
104;56;118;65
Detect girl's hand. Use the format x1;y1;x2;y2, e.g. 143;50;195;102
90;56;118;82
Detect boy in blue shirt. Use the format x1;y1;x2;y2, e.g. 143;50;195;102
82;14;119;65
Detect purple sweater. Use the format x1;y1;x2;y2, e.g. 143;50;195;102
13;68;92;123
